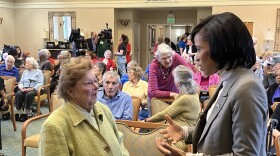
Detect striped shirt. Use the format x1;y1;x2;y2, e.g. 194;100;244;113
148;53;196;99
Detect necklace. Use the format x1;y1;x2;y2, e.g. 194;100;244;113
159;63;171;79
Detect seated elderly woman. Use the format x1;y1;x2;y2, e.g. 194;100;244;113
122;66;148;105
148;43;197;100
145;65;200;150
39;57;129;155
85;50;99;64
0;55;19;81
15;57;44;122
38;49;52;71
92;61;107;88
100;50;116;71
50;50;71;95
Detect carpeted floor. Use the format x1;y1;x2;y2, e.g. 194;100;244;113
0;105;49;156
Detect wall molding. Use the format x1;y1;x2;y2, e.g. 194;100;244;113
1;1;280;9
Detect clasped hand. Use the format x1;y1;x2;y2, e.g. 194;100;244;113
155;115;186;156
20;87;34;93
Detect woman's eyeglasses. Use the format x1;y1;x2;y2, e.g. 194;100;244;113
77;80;99;88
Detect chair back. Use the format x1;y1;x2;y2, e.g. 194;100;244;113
0;76;17;131
275;135;280;156
131;96;141;121
151;98;169;116
1;76;16;94
116;120;167;156
42;70;52;92
18;69;24;82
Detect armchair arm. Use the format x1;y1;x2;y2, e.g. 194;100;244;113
36;84;50;97
21;113;50;149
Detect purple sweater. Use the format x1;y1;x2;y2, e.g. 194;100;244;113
148;53;196;99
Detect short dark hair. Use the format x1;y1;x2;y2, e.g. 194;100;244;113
191;12;255;70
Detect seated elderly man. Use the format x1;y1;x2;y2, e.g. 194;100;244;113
0;55;19;81
38;49;52;71
97;71;133;120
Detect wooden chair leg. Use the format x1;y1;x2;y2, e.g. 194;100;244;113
10;102;16;131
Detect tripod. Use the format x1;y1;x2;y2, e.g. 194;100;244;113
267;119;279;156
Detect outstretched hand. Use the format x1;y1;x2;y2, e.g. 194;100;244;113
155;137;186;156
160;115;185;144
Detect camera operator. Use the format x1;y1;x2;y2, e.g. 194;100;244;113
95;26;113;58
69;28;87;57
114;34;128;77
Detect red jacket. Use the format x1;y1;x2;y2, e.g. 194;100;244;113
100;58;116;71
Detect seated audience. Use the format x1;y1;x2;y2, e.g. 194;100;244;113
20;51;31;67
47;50;55;65
267;68;280;116
122;66;148;105
85;50;99;64
50;51;71;95
97;71;133;120
38;49;52;71
100;50;116;71
93;61;106;88
148;43;196;100
120;60;146;85
39;57;128;155
15;46;22;59
263;57;280;89
0;55;19;81
15;57;44;122
146;65;200;151
8;48;23;68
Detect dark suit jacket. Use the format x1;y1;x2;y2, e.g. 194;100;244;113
86;38;96;52
185;45;197;54
188;67;268;155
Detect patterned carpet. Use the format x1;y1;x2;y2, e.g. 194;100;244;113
0;105;49;156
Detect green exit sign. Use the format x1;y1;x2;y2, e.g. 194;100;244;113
167;17;175;24
167;13;175;24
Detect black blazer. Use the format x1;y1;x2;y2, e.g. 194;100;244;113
186;45;197;54
86;38;96;52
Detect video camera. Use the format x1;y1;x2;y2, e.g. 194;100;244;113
97;23;113;50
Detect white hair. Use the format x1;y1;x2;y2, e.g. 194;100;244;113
26;57;39;69
104;50;112;57
5;55;15;64
38;49;49;59
155;43;175;62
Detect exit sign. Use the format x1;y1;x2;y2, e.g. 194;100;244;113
167;13;175;24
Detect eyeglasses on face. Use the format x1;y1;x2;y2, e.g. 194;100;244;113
77;80;99;88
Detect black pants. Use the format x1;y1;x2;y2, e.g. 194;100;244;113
15;90;37;110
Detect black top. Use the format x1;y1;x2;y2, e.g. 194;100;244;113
117;43;127;56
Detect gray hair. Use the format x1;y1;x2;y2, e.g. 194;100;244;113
127;60;139;69
5;55;15;64
38;49;49;59
104;50;112;57
172;65;196;94
155;43;175;62
102;71;120;83
25;57;39;69
59;50;71;65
